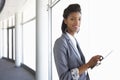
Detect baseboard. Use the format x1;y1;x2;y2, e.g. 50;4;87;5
21;64;35;76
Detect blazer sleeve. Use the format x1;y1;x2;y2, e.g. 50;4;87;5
53;38;73;80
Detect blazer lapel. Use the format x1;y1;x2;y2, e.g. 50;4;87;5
62;33;83;64
68;40;80;58
76;40;86;64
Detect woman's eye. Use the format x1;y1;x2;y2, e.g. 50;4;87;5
70;18;74;20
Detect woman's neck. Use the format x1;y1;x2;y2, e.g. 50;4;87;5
67;31;75;37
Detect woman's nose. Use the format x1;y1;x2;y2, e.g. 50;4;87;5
74;20;80;26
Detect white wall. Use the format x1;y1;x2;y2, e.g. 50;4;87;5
52;0;120;80
88;0;120;80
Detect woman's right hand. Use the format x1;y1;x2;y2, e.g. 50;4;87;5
87;55;103;69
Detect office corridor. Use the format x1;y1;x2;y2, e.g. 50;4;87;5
0;59;35;80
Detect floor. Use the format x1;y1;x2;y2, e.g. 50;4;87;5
0;59;35;80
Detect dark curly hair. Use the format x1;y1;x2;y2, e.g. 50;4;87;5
61;4;81;33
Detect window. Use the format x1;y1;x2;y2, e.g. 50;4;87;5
23;19;36;71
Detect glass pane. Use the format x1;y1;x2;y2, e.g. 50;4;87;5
3;29;7;57
0;28;2;58
8;29;12;59
13;28;15;60
23;19;36;71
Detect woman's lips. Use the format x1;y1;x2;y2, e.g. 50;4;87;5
72;26;80;32
72;26;79;28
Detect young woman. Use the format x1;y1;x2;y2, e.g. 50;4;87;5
53;4;102;80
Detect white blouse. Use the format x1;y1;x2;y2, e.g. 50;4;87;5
66;32;80;58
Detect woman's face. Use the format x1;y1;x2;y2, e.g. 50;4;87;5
64;12;81;35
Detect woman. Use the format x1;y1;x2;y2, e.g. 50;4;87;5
53;4;102;80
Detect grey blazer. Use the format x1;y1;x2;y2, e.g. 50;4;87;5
53;33;90;80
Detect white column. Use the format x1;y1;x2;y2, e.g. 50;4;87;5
36;0;49;80
15;11;23;67
48;0;52;80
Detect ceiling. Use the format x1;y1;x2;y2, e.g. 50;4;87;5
0;0;27;21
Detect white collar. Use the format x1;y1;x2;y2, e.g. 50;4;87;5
66;32;77;48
